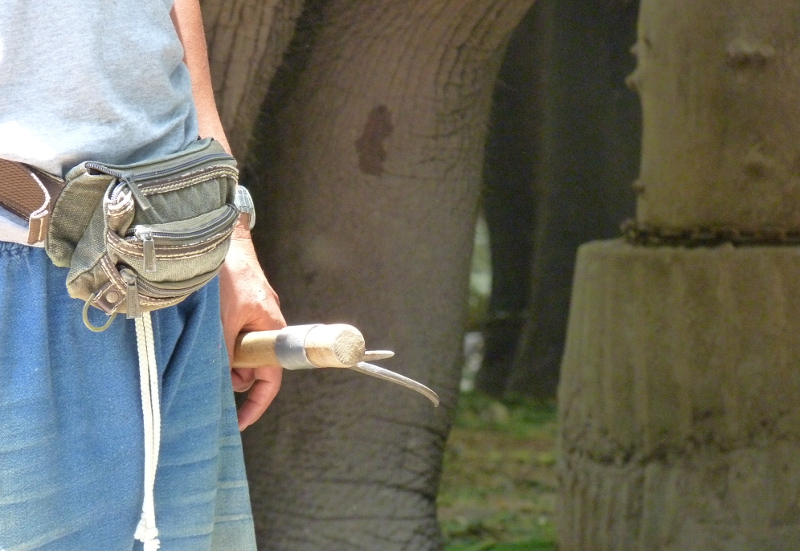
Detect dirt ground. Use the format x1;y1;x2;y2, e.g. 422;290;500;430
437;392;558;551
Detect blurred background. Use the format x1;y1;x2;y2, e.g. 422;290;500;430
437;0;640;548
438;219;558;551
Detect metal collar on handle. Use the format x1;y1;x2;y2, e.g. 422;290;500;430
275;324;320;370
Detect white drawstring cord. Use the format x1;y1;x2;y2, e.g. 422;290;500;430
133;312;162;551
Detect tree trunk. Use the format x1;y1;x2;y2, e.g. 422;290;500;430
230;1;534;549
476;0;639;399
558;1;800;549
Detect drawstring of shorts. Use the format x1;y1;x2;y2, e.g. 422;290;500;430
133;311;162;551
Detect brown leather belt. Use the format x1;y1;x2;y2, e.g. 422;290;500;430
0;158;65;245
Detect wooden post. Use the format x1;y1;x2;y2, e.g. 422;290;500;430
557;1;800;549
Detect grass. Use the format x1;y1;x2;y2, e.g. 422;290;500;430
442;216;559;550
438;392;558;551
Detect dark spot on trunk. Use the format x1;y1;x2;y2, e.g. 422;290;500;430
355;105;393;176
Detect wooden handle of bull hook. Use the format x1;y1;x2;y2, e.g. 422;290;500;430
232;323;366;368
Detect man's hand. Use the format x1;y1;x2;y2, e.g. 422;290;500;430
219;227;286;431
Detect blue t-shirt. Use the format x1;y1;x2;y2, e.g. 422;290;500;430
0;0;198;177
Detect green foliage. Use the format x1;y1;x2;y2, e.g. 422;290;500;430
453;392;557;438
439;392;558;551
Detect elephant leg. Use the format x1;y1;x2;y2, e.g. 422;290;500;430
239;1;534;549
474;4;537;400
489;0;639;398
201;0;307;159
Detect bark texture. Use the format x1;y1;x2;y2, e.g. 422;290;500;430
559;1;800;549
234;1;534;549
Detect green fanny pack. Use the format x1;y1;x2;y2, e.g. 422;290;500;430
45;138;239;331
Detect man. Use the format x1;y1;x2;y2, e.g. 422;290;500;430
0;1;284;549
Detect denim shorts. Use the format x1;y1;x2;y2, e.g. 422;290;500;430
0;242;256;551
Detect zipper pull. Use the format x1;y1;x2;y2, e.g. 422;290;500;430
124;176;153;211
134;227;157;273
120;268;142;319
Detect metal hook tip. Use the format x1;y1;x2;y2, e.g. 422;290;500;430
350;362;439;406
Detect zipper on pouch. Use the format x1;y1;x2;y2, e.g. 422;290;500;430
119;267;142;319
85;153;233;210
134;266;223;299
116;264;222;316
126;205;238;273
84;164;152;211
133;228;157;273
86;153;232;185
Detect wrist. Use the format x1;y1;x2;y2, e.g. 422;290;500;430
232;217;253;240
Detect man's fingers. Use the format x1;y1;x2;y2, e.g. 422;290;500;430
230;368;255;392
219;239;286;428
236;366;283;431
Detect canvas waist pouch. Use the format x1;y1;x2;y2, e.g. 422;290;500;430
45;138;239;330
